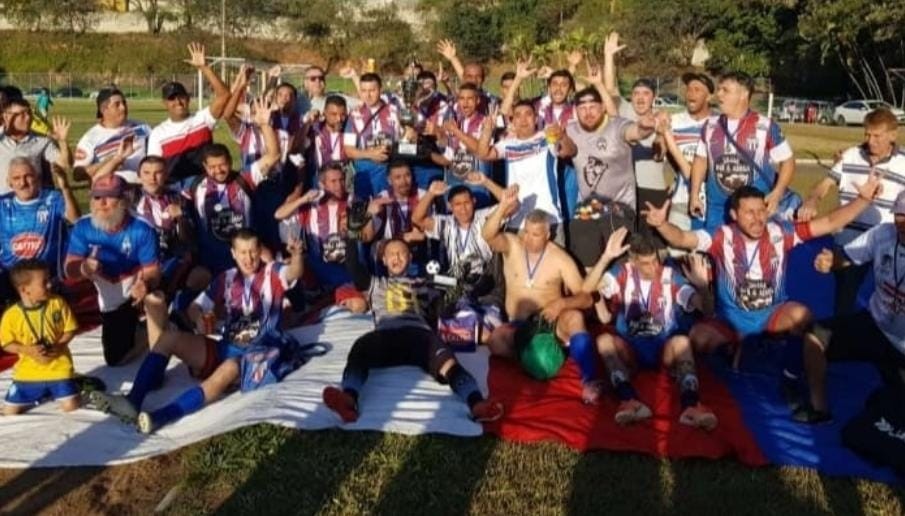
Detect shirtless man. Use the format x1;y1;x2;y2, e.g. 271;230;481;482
482;186;595;391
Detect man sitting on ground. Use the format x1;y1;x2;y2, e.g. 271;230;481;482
582;228;717;428
91;229;304;433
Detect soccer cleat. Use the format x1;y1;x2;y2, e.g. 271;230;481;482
470;399;504;423
90;391;138;423
679;403;719;431
580;381;603;405
137;412;156;434
322;386;359;423
614;399;652;425
792;404;832;425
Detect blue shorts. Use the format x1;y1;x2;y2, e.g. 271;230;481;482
720;305;781;339
5;379;78;405
625;335;668;370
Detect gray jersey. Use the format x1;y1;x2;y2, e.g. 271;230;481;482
566;117;635;206
367;275;435;331
618;100;666;190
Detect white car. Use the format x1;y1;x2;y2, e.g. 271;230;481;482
833;99;905;126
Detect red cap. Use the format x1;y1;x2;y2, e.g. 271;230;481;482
335;284;364;305
90;174;126;198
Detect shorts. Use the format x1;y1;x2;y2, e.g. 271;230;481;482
5;379;78;405
625;335;668;370
100;302;140;366
195;337;259;379
698;306;785;343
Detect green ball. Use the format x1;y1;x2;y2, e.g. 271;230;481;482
519;332;565;380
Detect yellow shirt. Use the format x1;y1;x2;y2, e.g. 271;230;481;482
0;296;78;381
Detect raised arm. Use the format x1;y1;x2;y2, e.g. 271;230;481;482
436;39;465;82
580;61;619;117
464;171;503;200
681;253;714;316
283;237;305;282
644;199;700;250
798;175;837;222
624;111;657;143
186;42;230;119
482;185;519;253
221;64;252;133
581;227;629;293
500;58;535;117
806;171;881;238
274;188;319;221
476;109;500;161
49;116;72;174
602;32;625;99
412;180;446;233
252;98;281;176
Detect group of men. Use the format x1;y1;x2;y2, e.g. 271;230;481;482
0;34;903;436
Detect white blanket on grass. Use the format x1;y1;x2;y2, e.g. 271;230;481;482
0;308;488;468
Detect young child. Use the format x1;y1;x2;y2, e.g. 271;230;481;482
1;259;79;415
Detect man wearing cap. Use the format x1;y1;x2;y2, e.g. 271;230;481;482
660;72;715;232
74;88;151;183
147;43;230;187
800;108;905;316
689;71;796;233
558;86;657;267
0;98;70;194
804;190;905;421
64;174;162;366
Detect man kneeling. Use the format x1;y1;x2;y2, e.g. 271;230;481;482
583;229;717;429
322;237;503;423
91;229;304;433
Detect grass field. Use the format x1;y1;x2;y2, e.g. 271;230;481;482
2;100;904;515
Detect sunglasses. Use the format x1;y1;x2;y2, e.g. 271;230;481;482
307;76;325;82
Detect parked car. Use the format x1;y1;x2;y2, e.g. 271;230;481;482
653;94;679;108
54;86;85;98
834;99;905;126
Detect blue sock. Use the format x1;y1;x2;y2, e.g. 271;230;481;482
149;386;205;428
568;332;596;384
127;352;169;409
782;336;804;380
447;364;482;408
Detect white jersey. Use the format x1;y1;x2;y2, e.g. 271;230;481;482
494;132;561;227
844;223;905;355
74;120;151;178
669;111;708;205
830;146;905;246
426;207;494;274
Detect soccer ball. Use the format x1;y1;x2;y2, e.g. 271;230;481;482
426;260;441;275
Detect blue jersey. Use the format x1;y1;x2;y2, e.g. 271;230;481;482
66;215;159;312
0;190;67;276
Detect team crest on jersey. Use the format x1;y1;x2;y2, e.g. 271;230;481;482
10;233;43;257
595;137;608;151
121;236;132;255
36;206;50;224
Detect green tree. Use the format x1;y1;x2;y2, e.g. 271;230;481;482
284;0;363;71
5;0;99;33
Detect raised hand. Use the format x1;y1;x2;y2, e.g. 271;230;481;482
267;64;282;79
339;62;358;80
436;39;457;61
855;169;884;200
428;180;448;197
252;97;272;127
515;58;537;80
682;252;711;288
536;65;554;80
601;227;630;262
286;237;305;256
643;200;670;228
50;116;70;142
500;185;520;213
581;61;603;85
814;248;833;274
464;171;487;186
604;32;626;57
185;42;207;68
567;50;584;69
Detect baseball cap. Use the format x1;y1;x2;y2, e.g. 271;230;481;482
631;78;656;93
335;284;365;305
893;190;905;214
95;87;124;118
574;87;603;105
681;72;715;93
161;81;189;100
90;174;126;198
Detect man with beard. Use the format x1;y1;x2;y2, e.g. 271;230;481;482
185;99;281;276
90;229;305;434
660;73;715;232
275;162;353;289
74;87;151;183
64;174;162;366
483;187;595;393
689;72;796;232
147;43;230;187
0;98;69;193
0;153;79;302
799;108;905;316
342;73;403;199
643;177;882;406
304;95;349;174
558;87;658;266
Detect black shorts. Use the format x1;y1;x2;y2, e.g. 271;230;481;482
568;201;635;267
348;326;455;381
100;302;140;366
813;310;905;388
